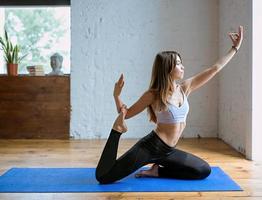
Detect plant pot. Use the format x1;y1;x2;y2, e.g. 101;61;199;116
7;63;18;76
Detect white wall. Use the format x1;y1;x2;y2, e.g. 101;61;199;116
252;0;262;161
70;0;219;139
218;0;252;157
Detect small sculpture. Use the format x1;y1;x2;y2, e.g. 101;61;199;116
48;53;64;75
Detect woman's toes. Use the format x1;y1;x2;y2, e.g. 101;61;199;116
135;170;146;178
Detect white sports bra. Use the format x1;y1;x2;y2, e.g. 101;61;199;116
156;86;189;124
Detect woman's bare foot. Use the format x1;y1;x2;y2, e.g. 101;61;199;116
135;163;159;178
112;107;128;133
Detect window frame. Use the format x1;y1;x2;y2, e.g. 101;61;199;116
0;0;70;6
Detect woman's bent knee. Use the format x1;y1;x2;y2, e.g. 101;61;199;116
95;169;116;184
95;173;112;184
197;164;211;179
96;176;113;184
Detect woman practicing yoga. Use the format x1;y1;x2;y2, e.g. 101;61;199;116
95;26;243;184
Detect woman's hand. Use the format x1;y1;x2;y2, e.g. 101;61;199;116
113;73;125;98
120;104;128;114
228;25;244;50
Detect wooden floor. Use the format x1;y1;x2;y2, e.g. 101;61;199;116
0;137;261;200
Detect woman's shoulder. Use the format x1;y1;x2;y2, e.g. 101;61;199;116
145;89;158;98
140;90;157;107
180;82;190;97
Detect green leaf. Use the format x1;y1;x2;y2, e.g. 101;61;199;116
0;37;5;47
4;29;9;43
15;45;19;63
18;53;28;63
12;45;18;64
0;38;7;51
4;55;8;63
11;50;15;63
7;52;12;63
10;41;13;52
6;39;9;53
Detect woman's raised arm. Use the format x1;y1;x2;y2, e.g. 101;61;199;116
113;74;154;119
113;73;126;113
182;26;244;95
123;90;154;119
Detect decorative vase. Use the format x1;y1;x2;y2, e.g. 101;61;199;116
7;63;18;76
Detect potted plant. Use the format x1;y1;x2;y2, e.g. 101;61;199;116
0;29;27;76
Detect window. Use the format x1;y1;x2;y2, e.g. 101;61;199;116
0;6;70;74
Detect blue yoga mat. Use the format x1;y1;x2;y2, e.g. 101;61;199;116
0;166;242;193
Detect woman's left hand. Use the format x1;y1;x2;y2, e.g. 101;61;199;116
113;73;125;98
228;25;244;50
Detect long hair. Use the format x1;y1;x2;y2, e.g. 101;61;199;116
147;51;182;123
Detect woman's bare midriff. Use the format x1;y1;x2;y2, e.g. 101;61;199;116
154;122;186;148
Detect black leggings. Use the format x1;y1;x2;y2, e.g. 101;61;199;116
95;129;211;184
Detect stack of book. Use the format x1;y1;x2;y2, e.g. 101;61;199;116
26;65;45;76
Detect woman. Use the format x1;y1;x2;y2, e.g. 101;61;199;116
95;26;243;184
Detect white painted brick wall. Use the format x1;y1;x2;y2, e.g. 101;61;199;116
71;0;219;139
218;0;252;156
252;0;262;161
